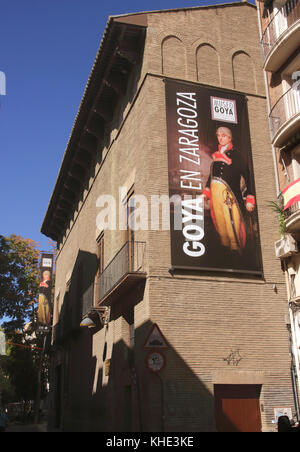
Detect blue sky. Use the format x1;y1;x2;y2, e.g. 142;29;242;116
0;0;255;252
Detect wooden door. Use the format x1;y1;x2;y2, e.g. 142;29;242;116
214;384;262;432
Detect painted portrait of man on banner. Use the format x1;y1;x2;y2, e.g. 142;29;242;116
37;254;53;331
203;126;255;253
165;79;263;275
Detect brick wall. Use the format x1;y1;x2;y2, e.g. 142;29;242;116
50;3;295;432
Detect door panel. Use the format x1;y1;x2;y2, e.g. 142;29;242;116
214;384;262;432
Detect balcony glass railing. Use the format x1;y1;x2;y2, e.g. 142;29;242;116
269;85;300;140
98;241;146;302
261;0;300;61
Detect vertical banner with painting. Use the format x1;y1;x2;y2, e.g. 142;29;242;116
165;79;263;275
38;254;53;332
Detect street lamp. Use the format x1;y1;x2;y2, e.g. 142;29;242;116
80;307;109;329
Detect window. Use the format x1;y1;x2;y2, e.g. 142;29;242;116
126;189;135;243
281;73;300;121
290;273;296;299
123;187;135;271
292;152;300;180
97;232;104;274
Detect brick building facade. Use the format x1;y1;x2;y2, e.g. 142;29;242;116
41;2;296;432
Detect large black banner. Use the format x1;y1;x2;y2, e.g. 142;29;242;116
37;253;53;332
165;79;263;275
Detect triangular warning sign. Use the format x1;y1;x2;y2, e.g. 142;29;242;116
143;324;169;349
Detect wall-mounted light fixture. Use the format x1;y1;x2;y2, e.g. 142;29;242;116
80;306;110;329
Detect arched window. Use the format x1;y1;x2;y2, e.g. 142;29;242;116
232;51;256;93
196;44;220;86
162;36;186;79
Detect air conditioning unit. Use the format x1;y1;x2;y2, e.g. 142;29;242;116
275;234;298;259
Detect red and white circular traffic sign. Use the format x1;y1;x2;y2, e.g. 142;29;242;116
146;351;166;373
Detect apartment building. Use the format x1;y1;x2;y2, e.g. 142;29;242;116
41;1;296;432
257;0;300;414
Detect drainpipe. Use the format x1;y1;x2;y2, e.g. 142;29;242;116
289;304;300;420
285;266;300;420
291;357;300;421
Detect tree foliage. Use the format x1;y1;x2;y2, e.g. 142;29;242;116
1;341;38;403
0;235;43;406
0;234;40;332
268;200;286;236
0;355;16;404
0;234;56;409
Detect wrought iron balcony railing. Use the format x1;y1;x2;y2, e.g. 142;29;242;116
261;0;300;62
97;241;146;303
53;242;146;343
269;85;300;142
284;201;300;220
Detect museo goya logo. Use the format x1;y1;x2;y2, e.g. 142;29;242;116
0;71;6;95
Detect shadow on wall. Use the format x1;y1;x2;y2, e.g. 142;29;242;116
48;250;251;433
48;249;98;430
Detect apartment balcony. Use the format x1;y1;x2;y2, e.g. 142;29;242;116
269;86;300;147
97;241;146;305
284;201;300;233
261;0;300;72
283;178;300;233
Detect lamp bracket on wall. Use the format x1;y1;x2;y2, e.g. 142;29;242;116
80;306;110;328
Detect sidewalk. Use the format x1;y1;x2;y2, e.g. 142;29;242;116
6;422;47;432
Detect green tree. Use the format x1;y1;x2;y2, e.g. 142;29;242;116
0;234;40;332
268;200;286;235
1;340;38;403
0;235;43;412
0;234;55;420
0;355;16;406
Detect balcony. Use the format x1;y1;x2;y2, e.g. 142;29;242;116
261;0;300;72
284;201;300;232
269;85;300;146
283;178;300;233
97;241;146;305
